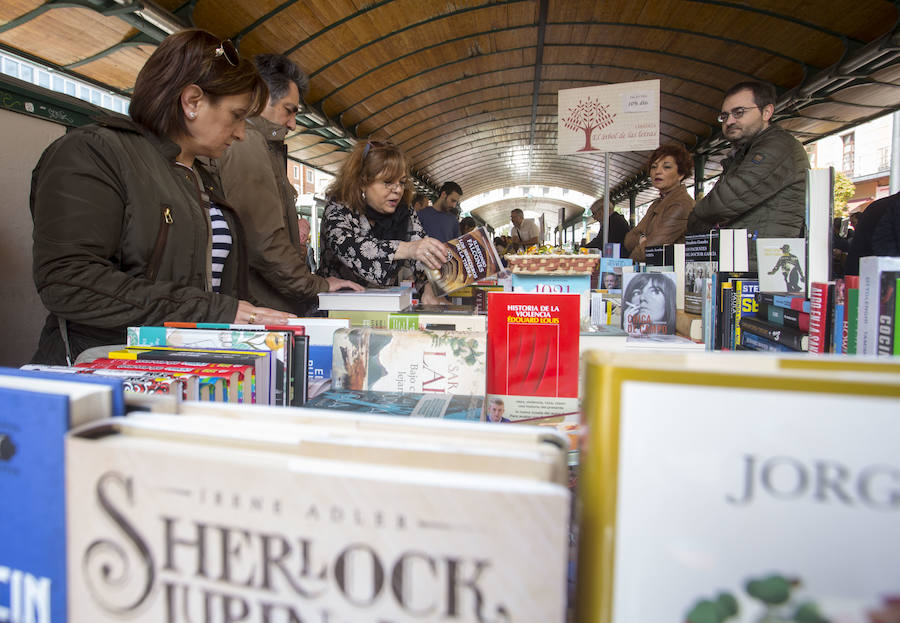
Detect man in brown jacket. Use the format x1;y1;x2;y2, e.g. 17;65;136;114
215;54;359;315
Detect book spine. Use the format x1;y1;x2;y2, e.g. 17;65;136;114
847;287;860;355
756;292;811;313
877;272;899;356
740;330;794;353
832;278;846;355
739;316;807;351
808;281;833;354
895;278;900;355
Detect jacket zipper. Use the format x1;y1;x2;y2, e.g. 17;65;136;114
145;205;173;281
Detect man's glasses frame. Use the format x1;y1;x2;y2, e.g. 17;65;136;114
214;40;239;67
717;106;761;124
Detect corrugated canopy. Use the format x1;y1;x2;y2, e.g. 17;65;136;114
2;0;898;229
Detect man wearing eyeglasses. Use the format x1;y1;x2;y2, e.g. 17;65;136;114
214;54;360;315
687;81;809;242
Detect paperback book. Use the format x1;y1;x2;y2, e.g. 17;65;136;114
317;286;414;312
683;231;719;314
67;415;569;622
331;327;487;395
486;292;580;421
304;388;485;420
621;271;678;337
427;226;507;297
756;237;806;294
599;257;632;293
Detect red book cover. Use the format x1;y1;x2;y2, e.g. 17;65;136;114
486;292;580;422
808;281;834;354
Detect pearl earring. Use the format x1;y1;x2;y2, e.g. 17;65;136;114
188;112;196;119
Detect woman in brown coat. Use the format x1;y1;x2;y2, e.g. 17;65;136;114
624;144;695;262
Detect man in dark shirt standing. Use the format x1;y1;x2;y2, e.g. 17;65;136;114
417;181;462;242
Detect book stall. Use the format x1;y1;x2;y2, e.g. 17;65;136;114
4;87;900;623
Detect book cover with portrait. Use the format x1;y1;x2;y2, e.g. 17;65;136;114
621;271;678;337
486;292;580;421
426;226;507;297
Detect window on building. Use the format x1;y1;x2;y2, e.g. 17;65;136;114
21;65;33;83
293;165;299;179
79;86;90;101
306;168;314;183
878;146;890;171
37;70;50;88
841;133;855;176
293;183;300;193
52;75;63;92
64;81;76;96
2;58;19;77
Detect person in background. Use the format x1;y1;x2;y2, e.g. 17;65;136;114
417;181;462;242
459;216;477;236
845;191;900;275
29;29;294;365
687;81;809;238
623;143;694;262
215;53;360;316
411;192;427;212
317;140;447;303
585;200;632;248
509;208;540;251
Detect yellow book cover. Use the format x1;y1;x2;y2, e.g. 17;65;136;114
576;351;900;623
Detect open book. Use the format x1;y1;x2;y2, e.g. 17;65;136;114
427;226;507;297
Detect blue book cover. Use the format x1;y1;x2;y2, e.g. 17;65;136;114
0;387;70;622
1;366;125;416
305;388;484;420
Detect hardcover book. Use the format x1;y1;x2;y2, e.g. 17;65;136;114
66;416;569;622
287;317;351;385
0;374;116;623
427;226;507;297
576;351;900;623
756;237;806;294
877;271;900;356
739;315;808;352
808;281;834;354
388;311;487;332
683;231;719;314
317;286;414;312
621;271;678;337
305;388;485;420
331;328;487;395
599;257;632;293
486;292;580;421
857;256;900;355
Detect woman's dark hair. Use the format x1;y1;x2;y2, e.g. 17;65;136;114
326;141;412;216
460;216;477;234
623;272;677;334
130;29;268;139
647;143;693;179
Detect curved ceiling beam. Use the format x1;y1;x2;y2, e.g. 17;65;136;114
380;79;719;146
335;53;737;126
230;0;297;48
64;35;154;69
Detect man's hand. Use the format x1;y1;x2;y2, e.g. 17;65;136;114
297;218;311;242
326;277;364;292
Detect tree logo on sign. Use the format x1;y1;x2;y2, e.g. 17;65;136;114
561;97;616;151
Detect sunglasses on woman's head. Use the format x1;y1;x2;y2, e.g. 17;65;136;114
214;40;239;66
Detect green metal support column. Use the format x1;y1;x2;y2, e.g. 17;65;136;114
628;192;637;227
693;154;707;201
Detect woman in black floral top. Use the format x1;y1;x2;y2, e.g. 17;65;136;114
318;141;447;303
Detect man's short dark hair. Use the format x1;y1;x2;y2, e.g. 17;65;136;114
440;181;463;197
724;81;776;110
411;192;426;206
254;54;309;101
511;208;524;217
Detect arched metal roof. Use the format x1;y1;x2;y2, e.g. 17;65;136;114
2;0;898;228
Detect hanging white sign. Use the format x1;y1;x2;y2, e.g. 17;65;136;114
557;79;660;154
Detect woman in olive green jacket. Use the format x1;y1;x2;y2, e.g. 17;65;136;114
30;30;295;365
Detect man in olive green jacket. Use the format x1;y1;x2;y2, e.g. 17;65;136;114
688;81;809;238
214;54;359;315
